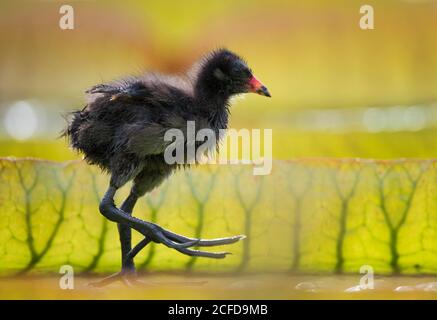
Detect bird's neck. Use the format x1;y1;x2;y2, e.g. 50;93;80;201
194;86;230;127
193;72;229;110
195;90;229;109
192;60;232;131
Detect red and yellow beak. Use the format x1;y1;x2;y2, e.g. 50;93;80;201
248;75;271;97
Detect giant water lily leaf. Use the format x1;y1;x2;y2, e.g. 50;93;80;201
0;158;436;275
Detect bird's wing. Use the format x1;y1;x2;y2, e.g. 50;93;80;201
86;75;194;158
86;72;193;103
120;123;167;157
122;113;189;158
85;79;152;103
86;84;120;95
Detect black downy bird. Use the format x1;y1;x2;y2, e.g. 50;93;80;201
64;48;271;285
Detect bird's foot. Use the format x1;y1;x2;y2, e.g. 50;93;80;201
139;222;246;259
88;269;143;288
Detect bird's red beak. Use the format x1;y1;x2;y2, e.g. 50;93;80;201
248;75;271;97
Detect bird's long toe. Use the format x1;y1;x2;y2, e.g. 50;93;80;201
152;231;200;249
176;247;231;259
196;235;246;247
134;222;245;258
162;229;246;247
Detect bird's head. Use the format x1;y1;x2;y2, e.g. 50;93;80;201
194;48;271;99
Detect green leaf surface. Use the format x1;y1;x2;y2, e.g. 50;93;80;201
0;158;436;275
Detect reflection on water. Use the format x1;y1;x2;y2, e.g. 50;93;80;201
394;282;437;293
295;277;437;294
288;103;437;133
1;99;437;140
1;274;436;299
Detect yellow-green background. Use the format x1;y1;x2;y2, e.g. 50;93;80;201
0;0;436;159
0;0;437;283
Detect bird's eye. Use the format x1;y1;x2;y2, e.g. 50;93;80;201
231;65;241;74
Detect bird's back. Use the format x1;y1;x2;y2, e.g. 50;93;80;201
65;74;195;170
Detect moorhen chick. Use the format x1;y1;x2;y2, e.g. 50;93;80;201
64;48;270;285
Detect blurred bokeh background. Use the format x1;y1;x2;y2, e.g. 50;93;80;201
0;0;436;160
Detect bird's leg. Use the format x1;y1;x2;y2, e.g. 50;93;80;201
118;191;138;273
90;190;145;287
99;185;245;259
91;184;245;287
